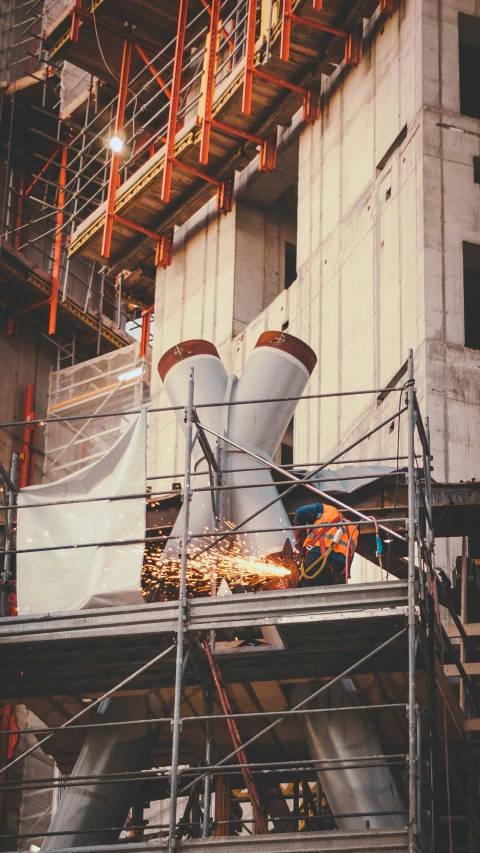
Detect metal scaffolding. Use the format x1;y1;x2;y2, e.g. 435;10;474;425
1;0;399;342
0;351;479;853
43;341;150;481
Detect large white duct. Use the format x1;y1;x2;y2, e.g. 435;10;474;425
158;332;317;563
41;695;163;850
288;681;407;830
225;331;316;558
158;340;228;561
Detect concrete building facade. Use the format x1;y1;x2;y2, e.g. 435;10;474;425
149;0;480;575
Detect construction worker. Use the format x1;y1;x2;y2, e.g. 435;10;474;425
293;502;359;588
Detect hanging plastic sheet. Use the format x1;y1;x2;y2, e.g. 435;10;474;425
16;410;147;615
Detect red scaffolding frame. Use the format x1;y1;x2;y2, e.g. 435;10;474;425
49;144;68;336
199;0;276;170
29;0;397;338
243;0;362;121
18;383;36;489
139;305;154;358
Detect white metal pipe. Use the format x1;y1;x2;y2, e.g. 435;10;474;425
158;340;228;560
288;681;407;830
41;696;163;850
226;331;317;558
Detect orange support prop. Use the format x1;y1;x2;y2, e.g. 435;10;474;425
312;0;323;8
259;130;277;171
19;383;36;489
113;213;163;242
161;0;189;204
290;11;348;37
204;640;268;834
344;23;363;66
155;228;174;268
199;0;235;54
280;0;293;62
170;157;232;213
7;299;51;336
252;66;319;122
24;147;60;198
214;776;231;837
70;0;82;41
49;144;68;336
379;0;398;15
200;0;276;172
281;0;348;64
302;84;321;123
199;0;221;165
134;43;172;99
216;174;234;213
242;0;258;115
139;305;154;358
101;38;133;259
246;0;320;122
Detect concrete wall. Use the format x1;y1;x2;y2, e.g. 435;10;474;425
149;0;480;575
234;190;297;332
149;197;237;481
289;0;425;466
421;0;480;489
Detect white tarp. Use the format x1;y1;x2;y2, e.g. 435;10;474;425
17;410;147;615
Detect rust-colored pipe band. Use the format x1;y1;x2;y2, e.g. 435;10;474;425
158;339;220;382
255;331;317;376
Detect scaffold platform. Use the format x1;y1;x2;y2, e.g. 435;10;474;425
0;582;408;702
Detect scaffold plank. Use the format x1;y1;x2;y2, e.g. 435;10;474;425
0;239;132;354
0;583;409;702
2;828;410;853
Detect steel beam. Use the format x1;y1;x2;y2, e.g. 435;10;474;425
199;0;221;165
101;38;133;259
161;0;189;204
49;143;68;335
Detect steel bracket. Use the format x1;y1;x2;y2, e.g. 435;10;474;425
216;175;234;213
155;228;174;268
344;23;363;66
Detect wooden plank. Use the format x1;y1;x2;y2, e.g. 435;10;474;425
464;718;480;732
435;657;465;740
444;662;480;677
445;622;480;640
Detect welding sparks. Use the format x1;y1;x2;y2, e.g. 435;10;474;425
142;523;291;601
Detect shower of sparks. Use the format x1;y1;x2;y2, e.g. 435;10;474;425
142;522;291;601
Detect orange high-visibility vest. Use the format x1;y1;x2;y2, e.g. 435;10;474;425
303;504;359;567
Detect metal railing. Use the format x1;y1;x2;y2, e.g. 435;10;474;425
0;351;474;853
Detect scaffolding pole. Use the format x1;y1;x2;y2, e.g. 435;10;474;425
0;369;469;848
406;349;418;852
168;367;195;852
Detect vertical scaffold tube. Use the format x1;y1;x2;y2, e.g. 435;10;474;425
168;368;194;851
406;349;418;850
